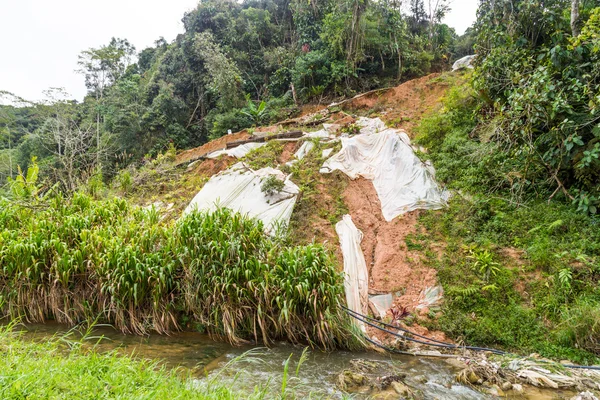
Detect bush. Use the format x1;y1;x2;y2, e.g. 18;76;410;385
555;299;600;355
208;109;252;140
261;175;285;196
0;194;354;348
415;75;600;363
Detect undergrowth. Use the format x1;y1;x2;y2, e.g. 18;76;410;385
414;74;600;364
286;140;348;246
0;193;356;350
0;324;317;399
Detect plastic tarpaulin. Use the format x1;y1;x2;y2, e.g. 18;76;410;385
452;55;475;71
183;163;299;232
294;141;315;160
321;118;448;221
336;215;369;332
206;142;266;159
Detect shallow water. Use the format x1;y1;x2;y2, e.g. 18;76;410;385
17;323;576;399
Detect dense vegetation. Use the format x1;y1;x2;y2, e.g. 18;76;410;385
0;169;353;349
415;83;599;362
473;0;600;213
1;0;599;368
0;0;469;192
413;0;600;362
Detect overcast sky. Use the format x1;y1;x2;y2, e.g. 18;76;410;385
0;0;478;103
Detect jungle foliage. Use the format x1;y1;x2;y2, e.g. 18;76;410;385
473;0;600;213
0;0;466;192
416;73;600;362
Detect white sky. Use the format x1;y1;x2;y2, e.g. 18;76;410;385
0;0;478;103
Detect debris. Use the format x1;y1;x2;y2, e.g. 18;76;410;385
571;392;599;400
416;286;444;310
369;293;393;319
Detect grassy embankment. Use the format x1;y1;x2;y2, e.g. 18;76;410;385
413;74;600;364
0;324;311;399
0;188;357;349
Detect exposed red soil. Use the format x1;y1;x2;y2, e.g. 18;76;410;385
175;130;251;166
299;104;327;117
277;142;299;164
189;157;236;177
343;73;451;134
342;178;438;312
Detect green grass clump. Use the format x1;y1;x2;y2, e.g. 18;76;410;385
0;325;268;399
178;208;352;348
0;193;355;349
241;140;285;170
414;77;600;363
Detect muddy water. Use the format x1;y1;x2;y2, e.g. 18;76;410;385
17;323;575;399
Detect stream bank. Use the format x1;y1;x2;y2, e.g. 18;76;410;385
13;323;590;399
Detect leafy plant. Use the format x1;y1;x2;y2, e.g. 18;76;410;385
261;175;285;196
6;157;39;199
240;95;268;125
466;248;501;281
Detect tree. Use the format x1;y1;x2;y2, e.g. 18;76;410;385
571;0;580;36
37;115;99;192
194;32;245;110
0;91;34;180
77;38;136;167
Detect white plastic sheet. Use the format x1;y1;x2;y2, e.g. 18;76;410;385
336;215;369;332
355;117;386;135
321;118;448;221
416;286;444;310
305;129;335;139
369;293;393;319
206;142;266;159
183;163;299;232
294;141;314;160
322;148;334;158
452;55;475;71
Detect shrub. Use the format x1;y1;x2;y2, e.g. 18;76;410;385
208;109;252;140
261;175;285;196
0;194;354;348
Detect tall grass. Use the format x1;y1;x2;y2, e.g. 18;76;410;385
0;193;354;348
0;324;290;399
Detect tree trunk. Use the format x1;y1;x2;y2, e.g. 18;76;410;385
571;0;580;37
7;128;12;178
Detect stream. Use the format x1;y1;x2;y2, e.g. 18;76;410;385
17;323;577;399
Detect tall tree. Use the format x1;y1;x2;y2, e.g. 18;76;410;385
571;0;580;36
77;38;135;167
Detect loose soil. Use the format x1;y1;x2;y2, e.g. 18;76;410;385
342;178;438;312
342;73;452;134
277;142;298;165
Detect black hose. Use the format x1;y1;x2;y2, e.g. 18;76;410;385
343;306;506;355
343;306;600;370
343;306;505;355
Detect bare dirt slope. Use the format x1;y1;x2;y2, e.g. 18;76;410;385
343;73;451;133
170;73;454;341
